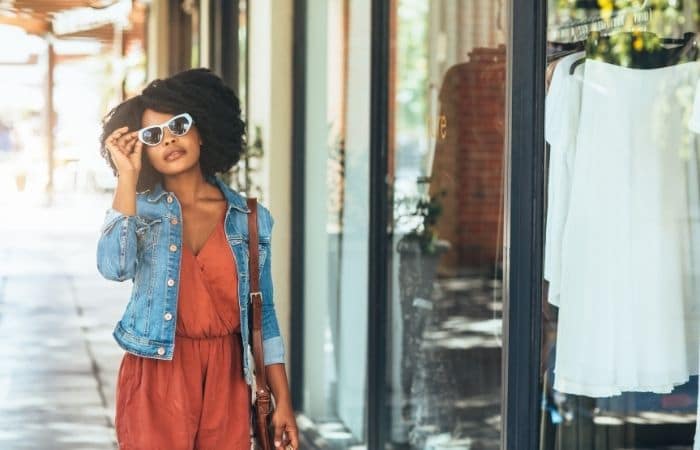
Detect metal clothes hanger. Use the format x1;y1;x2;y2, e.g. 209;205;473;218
568;30;697;74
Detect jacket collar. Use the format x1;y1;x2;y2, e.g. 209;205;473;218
143;173;250;213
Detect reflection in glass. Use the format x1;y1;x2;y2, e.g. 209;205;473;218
387;1;508;448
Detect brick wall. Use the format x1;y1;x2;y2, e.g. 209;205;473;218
430;45;507;271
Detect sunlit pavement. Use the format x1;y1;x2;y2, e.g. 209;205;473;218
0;188;125;449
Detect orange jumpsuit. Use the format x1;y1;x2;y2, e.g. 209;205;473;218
115;213;251;450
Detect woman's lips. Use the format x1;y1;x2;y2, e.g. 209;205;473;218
165;150;185;161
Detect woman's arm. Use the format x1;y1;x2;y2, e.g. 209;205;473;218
111;170;138;215
96;173;140;281
267;363;299;450
257;206;298;449
259;207;286;363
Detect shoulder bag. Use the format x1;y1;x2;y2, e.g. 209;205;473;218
247;197;276;450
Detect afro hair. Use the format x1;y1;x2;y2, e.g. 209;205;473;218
99;68;247;192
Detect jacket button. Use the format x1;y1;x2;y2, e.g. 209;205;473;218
169;244;177;252
164;312;172;321
167;278;175;287
157;347;165;355
170;218;178;225
166;195;173;203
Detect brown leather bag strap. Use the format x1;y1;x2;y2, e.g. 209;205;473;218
247;198;271;400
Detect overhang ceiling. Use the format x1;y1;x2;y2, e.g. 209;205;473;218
0;0;145;48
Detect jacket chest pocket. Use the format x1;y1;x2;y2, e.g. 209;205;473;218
135;217;163;253
233;238;269;276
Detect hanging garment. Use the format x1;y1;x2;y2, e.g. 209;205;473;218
692;80;700;133
544;51;585;307
689;83;700;450
114;212;252;450
547;58;700;397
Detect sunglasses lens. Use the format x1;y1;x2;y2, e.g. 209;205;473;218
141;127;163;145
168;115;192;135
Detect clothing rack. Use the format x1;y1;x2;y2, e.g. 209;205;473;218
551;5;651;43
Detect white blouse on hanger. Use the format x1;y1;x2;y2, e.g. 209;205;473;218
544;52;585;307
690;77;700;450
546;57;700;398
692;79;700;133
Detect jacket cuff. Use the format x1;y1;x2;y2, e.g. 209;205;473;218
262;335;285;365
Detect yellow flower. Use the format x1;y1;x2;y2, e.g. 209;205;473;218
598;0;614;18
633;35;644;51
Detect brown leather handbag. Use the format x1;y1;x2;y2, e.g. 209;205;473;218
247;198;276;450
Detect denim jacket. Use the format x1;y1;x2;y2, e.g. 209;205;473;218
95;173;285;386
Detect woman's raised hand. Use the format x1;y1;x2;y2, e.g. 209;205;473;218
105;126;143;179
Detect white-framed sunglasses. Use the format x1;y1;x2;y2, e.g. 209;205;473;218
137;112;194;146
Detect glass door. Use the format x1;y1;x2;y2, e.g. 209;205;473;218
385;1;510;448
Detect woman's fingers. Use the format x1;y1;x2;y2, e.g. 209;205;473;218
273;423;284;449
117;131;137;154
105;143;127;169
106;127;127;152
123;135;137;154
129;139;142;168
132;139;143;156
105;126;142;175
109;127;133;151
107;126;128;144
279;427;298;450
287;427;299;449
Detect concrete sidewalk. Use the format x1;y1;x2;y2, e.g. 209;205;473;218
0;190;127;449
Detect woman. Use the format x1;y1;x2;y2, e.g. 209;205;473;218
95;68;298;450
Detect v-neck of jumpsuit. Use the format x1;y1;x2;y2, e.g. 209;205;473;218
114;213;251;450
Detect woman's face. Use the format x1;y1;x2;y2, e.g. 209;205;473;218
140;108;202;176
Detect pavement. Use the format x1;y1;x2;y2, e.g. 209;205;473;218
0;188;126;449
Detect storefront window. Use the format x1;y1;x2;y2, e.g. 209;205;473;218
300;0;371;446
542;1;700;448
386;1;508;448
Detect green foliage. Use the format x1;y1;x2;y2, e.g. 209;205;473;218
396;0;429;133
400;189;448;255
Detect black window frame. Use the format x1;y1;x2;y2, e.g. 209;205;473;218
503;0;547;449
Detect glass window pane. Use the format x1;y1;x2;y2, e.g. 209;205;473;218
386;1;509;448
542;2;700;449
301;0;371;446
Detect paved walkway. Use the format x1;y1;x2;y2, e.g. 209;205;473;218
0;189;125;449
